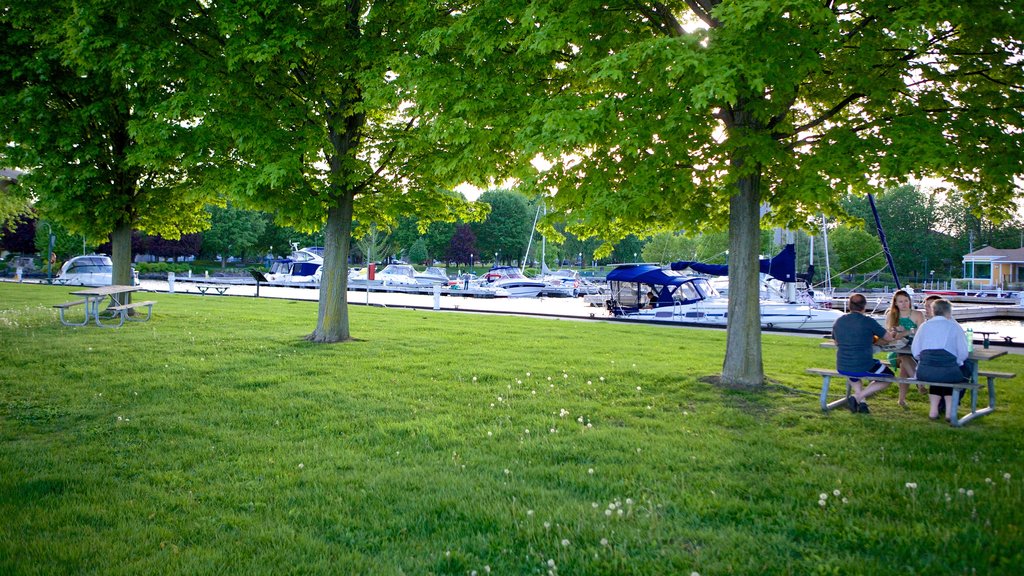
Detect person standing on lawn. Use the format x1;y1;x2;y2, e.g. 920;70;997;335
833;293;899;414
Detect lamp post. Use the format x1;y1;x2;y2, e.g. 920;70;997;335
579;252;583;269
469;253;473;274
495;252;498;266
41;222;55;283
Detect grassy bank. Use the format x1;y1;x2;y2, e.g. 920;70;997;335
1;282;1022;575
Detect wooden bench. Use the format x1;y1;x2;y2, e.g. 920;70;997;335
54;300;88;326
807;368;1016;427
102;300;156;328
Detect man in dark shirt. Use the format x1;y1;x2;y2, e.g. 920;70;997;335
833;293;898;413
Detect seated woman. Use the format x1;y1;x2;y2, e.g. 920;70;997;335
885;290;925;408
910;299;971;420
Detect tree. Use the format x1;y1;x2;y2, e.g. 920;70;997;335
423;1;1024;385
472;190;533;266
408;238;429;265
827;226;887;277
0;170;31;229
1;2;214;288
447;224;478;266
201;204;267;267
179;1;484;342
354;224;392;265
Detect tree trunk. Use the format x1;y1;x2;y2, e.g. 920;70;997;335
307;192;354;343
721;172;764;386
721;103;765;386
110;221;133;287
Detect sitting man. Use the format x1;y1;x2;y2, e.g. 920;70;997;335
833;293;899;413
911;298;973;421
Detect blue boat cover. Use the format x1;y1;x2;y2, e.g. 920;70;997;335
668;244;797;282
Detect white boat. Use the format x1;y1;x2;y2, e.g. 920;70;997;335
54;254;115;287
265;245;323;284
415;266;449;285
605;246;845;332
377;264;420;286
482;266;545;298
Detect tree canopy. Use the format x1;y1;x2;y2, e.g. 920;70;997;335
416;0;1024;384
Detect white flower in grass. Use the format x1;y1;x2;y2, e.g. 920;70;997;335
842;497;849;504
588;468;594;475
471;571;477;576
626;498;634;505
587;380;592;385
532;390;537;395
504;468;510;475
592;502;599;508
905;483;917;490
967;489;974;497
549;428;556;434
818;499;826;507
547;559;555;568
490;403;495;408
485;566;491;574
587;423;593;428
559;408;569;417
563;373;568;379
472;376;477;382
985;477;993;484
599;376;605;381
833;489;841;497
819;493;828;500
524;429;530;434
604;509;612;517
561;538;570;547
527;509;534;516
1005;473;1012;481
617;509;624;516
543;521;551;530
517;379;522;385
487;431;492;437
958;488;966;494
636;386;642;391
691;572;701;576
497;396;503;402
600;538;608;546
297;463;304;469
547;376;552;381
526;372;531;377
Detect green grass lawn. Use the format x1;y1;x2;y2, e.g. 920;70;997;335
1;282;1022;575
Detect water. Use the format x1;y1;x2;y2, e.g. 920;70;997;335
960;319;1024;344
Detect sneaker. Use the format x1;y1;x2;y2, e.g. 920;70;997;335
846;395;859;413
858;401;870;414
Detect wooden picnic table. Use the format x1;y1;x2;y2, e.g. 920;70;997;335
815;340;1013;426
59;285;155;328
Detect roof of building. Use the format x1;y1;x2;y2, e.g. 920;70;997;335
963;246;1024;263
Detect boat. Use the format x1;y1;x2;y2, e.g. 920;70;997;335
603;245;845;331
415;266;449;286
482;266;546;298
265;245;324;284
376;264;420;286
54;254;115;286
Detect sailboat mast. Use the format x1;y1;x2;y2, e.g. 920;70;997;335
867;193;902;288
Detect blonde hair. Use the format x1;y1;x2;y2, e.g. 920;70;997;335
885;290;915;328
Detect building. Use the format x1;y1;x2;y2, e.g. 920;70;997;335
961;246;1024;289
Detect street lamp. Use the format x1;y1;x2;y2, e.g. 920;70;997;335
41;221;55;284
579;252;583;269
495;252;498;266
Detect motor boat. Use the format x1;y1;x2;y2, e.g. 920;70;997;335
415;266;449;286
540;269;581;297
376;264;420;286
481;266;545;298
603;245;845;332
265;245;323;284
54;254;116;286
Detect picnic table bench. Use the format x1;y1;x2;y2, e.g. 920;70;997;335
193;284;231;295
812;341;1015;426
55;285;155;328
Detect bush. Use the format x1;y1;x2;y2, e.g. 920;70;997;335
134;262;193;274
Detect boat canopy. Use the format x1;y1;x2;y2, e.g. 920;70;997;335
669;244;798;283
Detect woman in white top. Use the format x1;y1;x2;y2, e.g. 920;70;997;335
911;299;970;420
